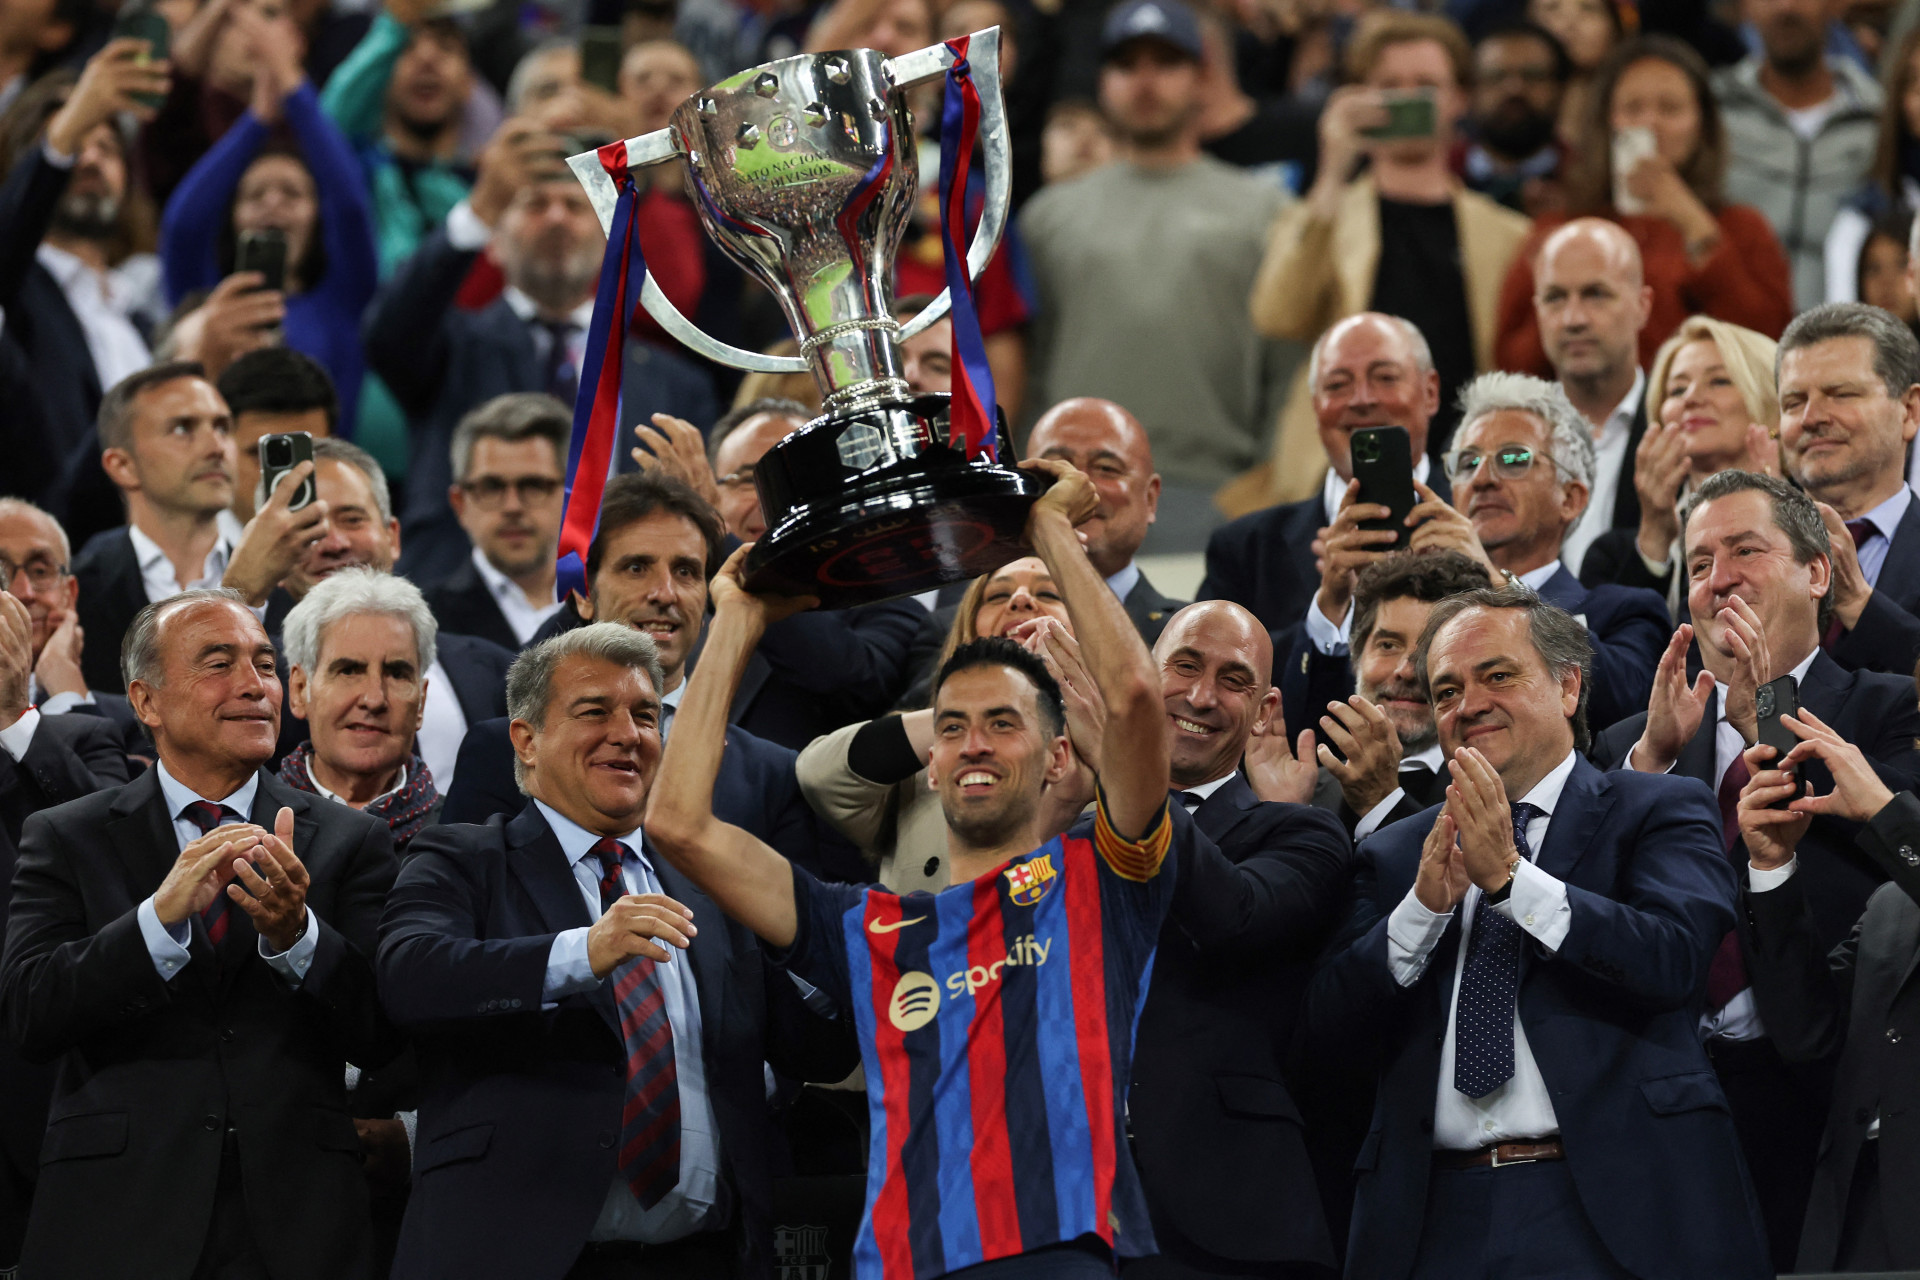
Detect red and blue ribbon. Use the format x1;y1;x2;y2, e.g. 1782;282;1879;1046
557;140;649;601
938;36;999;462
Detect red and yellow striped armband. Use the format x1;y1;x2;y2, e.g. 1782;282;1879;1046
1093;785;1172;882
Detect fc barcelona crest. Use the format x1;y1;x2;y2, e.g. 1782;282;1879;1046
1004;854;1056;907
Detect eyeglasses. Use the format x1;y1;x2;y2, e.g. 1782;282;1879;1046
460;476;563;508
0;555;68;593
1443;444;1559;483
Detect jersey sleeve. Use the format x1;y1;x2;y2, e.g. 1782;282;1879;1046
766;860;865;1011
1092;785;1174;881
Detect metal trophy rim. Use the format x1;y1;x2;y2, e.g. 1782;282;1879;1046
563;28;1011;375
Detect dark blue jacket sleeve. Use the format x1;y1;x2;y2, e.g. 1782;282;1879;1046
159;105;264;304
281;82;378;320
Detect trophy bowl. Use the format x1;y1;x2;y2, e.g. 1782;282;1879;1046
569;30;1042;607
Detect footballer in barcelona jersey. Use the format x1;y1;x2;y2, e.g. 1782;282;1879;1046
648;459;1198;1279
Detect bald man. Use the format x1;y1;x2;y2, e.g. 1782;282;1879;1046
1131;598;1351;1278
1027;396;1188;643
1199;312;1450;638
1533;218;1654;573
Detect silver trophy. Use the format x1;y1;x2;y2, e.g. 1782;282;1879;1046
568;29;1041;604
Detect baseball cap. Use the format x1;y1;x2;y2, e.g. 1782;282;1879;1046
1100;0;1203;63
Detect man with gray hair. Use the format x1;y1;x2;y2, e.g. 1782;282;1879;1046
1404;370;1669;732
1200;311;1451;637
1776;301;1920;678
1594;467;1920;1269
377;622;856;1279
0;586;398;1279
425;393;570;652
278;567;441;846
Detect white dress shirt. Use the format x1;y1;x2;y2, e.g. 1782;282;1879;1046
26;673;94;716
1174;769;1236;809
307;762;408;809
0;709;41;763
1386;749;1579;1149
134;761;318;985
469;546;561;646
35;241;151;394
1562;369;1645;579
1353;743;1447;842
532;800;725;1243
416;660;466;795
126;510;247;605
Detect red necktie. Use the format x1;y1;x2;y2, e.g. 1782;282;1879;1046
1706;753;1752;1009
590;838;680;1209
1820;519;1874;651
181;800;238;947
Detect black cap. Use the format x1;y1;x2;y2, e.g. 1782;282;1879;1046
1100;0;1203;63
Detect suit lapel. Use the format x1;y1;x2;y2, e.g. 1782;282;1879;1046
1886;896;1920;999
651;850;728;1058
1192;773;1258;852
1798;649;1850;720
1872;498;1920;606
729;649;773;725
106;769;180;905
1612;398;1648;530
1537;566;1585;613
1533;757;1617;883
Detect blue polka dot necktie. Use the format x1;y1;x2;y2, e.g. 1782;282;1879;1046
1453;802;1542;1100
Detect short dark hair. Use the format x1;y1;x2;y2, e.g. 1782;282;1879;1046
450;392;572;484
1414;584;1593;751
586;471;727;583
1352;550;1498;651
1678;469;1835;630
706;397;811;467
216;349;338;430
933;637;1066;739
98;361;211;454
1777;301;1920;401
1475;20;1571;83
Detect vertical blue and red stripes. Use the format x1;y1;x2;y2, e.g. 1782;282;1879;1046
938;37;999;463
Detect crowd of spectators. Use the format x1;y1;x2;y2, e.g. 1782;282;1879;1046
16;0;1920;1277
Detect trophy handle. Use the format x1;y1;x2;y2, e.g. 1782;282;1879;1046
884;26;1010;346
566;130;812;374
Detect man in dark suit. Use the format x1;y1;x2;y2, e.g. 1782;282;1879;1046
0;587;398;1279
366;122;717;583
424;393;571;653
1129;600;1351;1279
1307;585;1770;1280
1199;313;1451;638
1531;219;1653;577
377;621;857;1279
1594;469;1920;1269
1738;706;1920;1272
0;584;130;1266
1776;302;1920;679
440;472;866;883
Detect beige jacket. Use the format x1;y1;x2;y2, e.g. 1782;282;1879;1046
1222;177;1531;514
795;720;950;896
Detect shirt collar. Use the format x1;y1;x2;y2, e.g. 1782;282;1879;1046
1855;485;1912;542
156;758;260;820
1104;560;1141;605
1180;769;1237;802
1517;559;1562;591
1598;368;1646;444
470;544;555;608
1515;748;1578;817
532;798;650;873
1323;454;1432;525
1713;648;1820;725
501;287;595;333
128;520;239;575
661;679;686;711
1403;742;1446;771
308;761;408;808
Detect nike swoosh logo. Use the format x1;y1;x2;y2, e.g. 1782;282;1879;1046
868;916;926;934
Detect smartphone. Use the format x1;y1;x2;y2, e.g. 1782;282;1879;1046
1754;674;1802;809
235;228;288;294
1359;89;1437;141
1612;126;1657;215
111;3;170;110
581;26;623;94
259;432;316;511
1350;426;1418;552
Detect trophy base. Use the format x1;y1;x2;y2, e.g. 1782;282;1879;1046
743;451;1043;607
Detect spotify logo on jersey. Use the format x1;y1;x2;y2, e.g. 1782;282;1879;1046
888;972;942;1031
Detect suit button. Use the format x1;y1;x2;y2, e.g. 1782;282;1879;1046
1888;1028;1904;1044
221;1029;234;1043
1856;1107;1873;1124
1900;845;1919;866
203;1115;220;1131
598;1130;616;1149
509;999;522;1009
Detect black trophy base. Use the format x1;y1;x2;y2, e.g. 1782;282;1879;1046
741;395;1044;607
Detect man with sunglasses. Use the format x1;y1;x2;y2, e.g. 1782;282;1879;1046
1407;371;1669;733
426;394;571;653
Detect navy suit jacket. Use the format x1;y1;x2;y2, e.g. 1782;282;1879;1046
1829;496;1920;679
1128;775;1350;1269
70;528;148;697
726;597;927;751
376;806;859;1280
366;226;718;583
420;558;523;654
1304;758;1769;1280
1198;472;1453;638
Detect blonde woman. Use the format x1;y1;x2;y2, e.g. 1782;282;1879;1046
1577;315;1781;607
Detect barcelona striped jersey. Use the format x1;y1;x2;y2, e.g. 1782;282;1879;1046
780;790;1186;1280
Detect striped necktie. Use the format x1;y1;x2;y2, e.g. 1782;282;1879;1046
590;838;681;1208
181;800;240;946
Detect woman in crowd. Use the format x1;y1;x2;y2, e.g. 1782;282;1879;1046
159;2;377;432
1577;314;1781;608
1857;213;1918;338
1495;34;1795;376
1527;0;1623;145
1826;25;1920;304
795;556;1099;893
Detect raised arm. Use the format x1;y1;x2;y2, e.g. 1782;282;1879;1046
1021;458;1167;840
645;548;820;947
